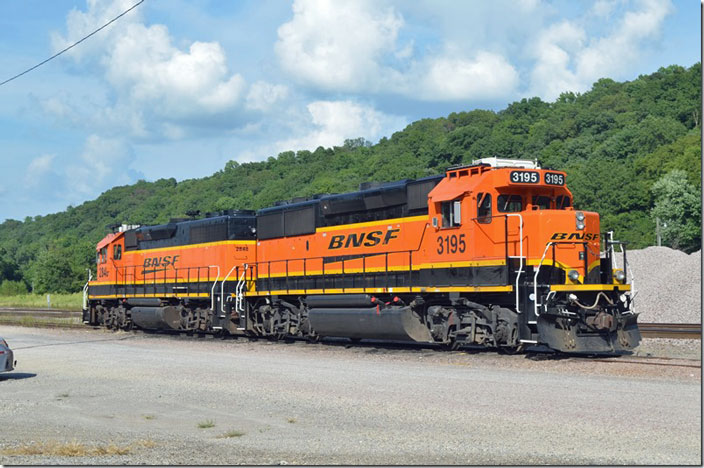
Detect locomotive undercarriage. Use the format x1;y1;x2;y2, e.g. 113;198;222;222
537;290;640;354
87;300;225;335
85;288;638;355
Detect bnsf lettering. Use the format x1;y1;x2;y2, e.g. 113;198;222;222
328;229;400;250
143;255;180;268
550;233;599;241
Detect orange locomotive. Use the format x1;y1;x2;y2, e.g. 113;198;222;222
84;158;640;354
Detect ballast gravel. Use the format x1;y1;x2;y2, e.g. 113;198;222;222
626;246;701;324
0;326;700;465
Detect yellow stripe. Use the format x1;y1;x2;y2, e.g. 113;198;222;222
90;277;228;286
123;240;256;255
549;284;631;292
417;259;505;269
247;285;513;296
315;215;427;233
88;293;210;299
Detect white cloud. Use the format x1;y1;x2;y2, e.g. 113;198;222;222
25;154;58;188
276;100;407;152
576;0;672;81
275;0;519;102
65;135;139;199
417;51;520;101
52;0;250;138
529;0;673;100
246;81;289;111
529;21;587;100
275;0;403;92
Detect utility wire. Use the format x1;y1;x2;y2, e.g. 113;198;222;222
0;0;144;88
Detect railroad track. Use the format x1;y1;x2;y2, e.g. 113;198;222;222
639;323;701;340
0;308;700;339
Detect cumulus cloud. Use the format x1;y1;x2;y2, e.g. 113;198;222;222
66;135;138;197
275;100;407;152
24;154;60;189
246;81;289;111
529;0;673;100
417;51;520;101
275;0;519;102
275;0;403;92
50;0;259;138
20;137;142;208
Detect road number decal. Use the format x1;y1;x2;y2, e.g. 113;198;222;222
510;171;539;184
437;233;466;254
544;172;565;185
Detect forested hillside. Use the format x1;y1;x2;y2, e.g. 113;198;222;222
0;64;700;294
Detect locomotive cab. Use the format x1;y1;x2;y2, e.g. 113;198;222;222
426;158;639;353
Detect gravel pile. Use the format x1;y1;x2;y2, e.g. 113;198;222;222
626;246;701;323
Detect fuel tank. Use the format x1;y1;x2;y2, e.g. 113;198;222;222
131;306;182;331
308;305;433;342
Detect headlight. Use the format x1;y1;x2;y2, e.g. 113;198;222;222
568;270;580;282
614;270;626;283
576;212;585;221
576;222;585;230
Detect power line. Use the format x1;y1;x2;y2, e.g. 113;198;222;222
0;0;145;88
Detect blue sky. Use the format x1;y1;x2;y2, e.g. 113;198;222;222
0;0;699;221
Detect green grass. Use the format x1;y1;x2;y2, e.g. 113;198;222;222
217;430;246;438
0;292;83;310
197;420;216;429
0;316;82;328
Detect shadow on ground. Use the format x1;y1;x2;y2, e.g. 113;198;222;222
0;372;36;381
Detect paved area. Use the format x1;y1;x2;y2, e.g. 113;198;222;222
0;326;701;465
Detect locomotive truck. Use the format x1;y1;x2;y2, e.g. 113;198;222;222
83;158;640;354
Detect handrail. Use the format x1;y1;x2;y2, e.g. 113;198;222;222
82;269;93;310
208;265;220;311
235;264;248;315
220;265;239;313
506;213;524;313
533;241;555;317
533;240;591;317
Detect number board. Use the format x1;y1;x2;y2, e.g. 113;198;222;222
544;172;565;186
509;171;539;184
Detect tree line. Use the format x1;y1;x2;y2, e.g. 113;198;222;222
0;63;700;294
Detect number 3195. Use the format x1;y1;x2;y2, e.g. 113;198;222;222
437;234;466;254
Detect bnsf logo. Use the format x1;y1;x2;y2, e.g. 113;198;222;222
143;255;180;268
551;233;599;241
328;229;400;250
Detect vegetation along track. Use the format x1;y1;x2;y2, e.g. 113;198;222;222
0;307;700;339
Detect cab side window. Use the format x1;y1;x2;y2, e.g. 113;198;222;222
113;244;122;260
477;193;492;224
99;247;107;264
441;200;462;228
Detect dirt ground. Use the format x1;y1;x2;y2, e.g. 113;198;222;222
0;326;701;465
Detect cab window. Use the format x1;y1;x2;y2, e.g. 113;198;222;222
497;194;522;213
477;193;492;224
99;247;107;264
556;195;571;209
113;244;122;260
532;195;551;210
441;200;462;228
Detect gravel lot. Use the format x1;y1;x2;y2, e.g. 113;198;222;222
0;326;700;465
627;246;701;323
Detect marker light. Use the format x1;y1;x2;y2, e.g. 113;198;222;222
614;270;626;283
568;270;580;282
